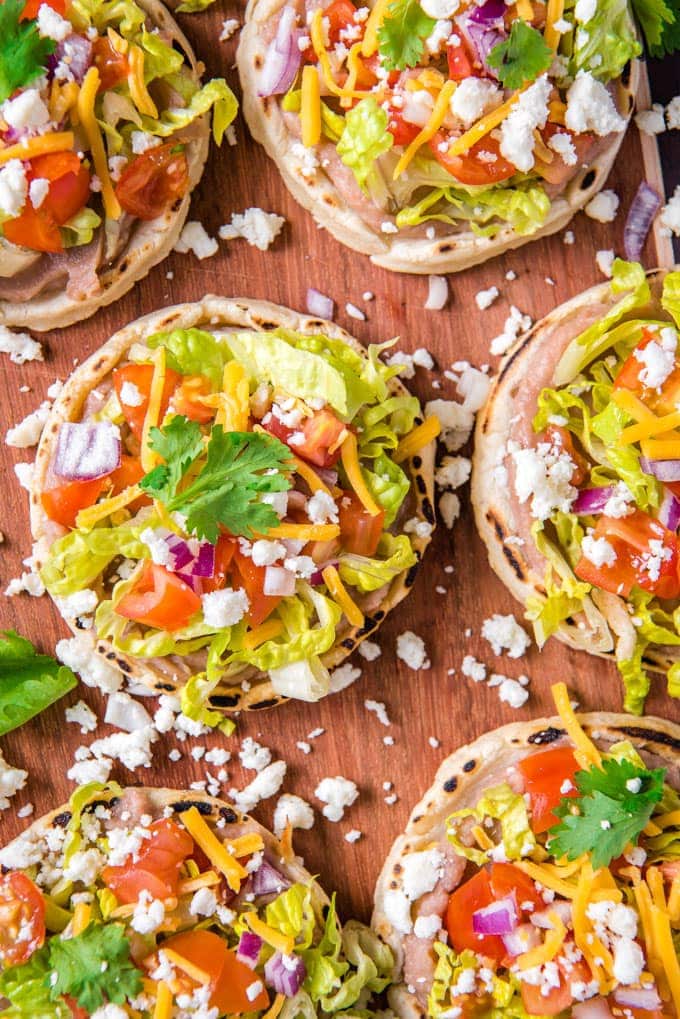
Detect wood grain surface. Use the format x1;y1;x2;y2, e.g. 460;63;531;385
0;9;679;926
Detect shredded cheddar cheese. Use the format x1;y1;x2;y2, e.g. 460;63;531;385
516;0;534;20
176;871;221;894
242;618;285;649
551;681;601;769
394;415;441;463
76;484;142;529
361;0;392;57
322;565;364;627
471;824;494;851
611;388;657;422
544;0;565;49
0;132;75;167
128;44;158;118
49;81;79;125
72;901;91;935
162;949;211;985
153;981;173;1019
263;993;286;1019
301;65;322;147
641;437;680;459
517;911;565;969
78;66;121;220
340;432;382;515
141;346;167;473
266;522;340;541
620;409;680;444
341;42;366;108
244;912;295;955
292;455;332;496
445;91;522;157
311;10;372;101
179;807;248;892
392;81;456;179
228;833;265;857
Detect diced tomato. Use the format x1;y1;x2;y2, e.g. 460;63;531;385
488;863;544;912
116;562;201;631
575;510;680;600
158;931;269;1014
0;873;46;966
172;375;215;424
41;477;106;528
614;328;680;414
544;424;589;487
446;35;476;81
92;34;130;92
264;408;345;468
110;454;145;493
445;870;506;964
64;998;89;1019
521;959;593;1016
324;0;357;43
202;535;237;594
428;134;516;186
613;329;655;394
20;0;64;19
517;747;579;834
386;106;422;147
232;547;282;627
112;363;181;441
115;143;189;221
338;490;384;556
103;818;193;904
535;124;596;186
4;152;90;254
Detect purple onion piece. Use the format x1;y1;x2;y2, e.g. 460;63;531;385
640;455;680;483
456;0;507;77
166;534;195;571
264;951;306;997
237;931;263;969
54;35;93;85
658;487;680;532
251;858;291;896
472;896;517;935
613;986;662;1011
306;287;335;320
572;486;614;515
53;421;121;481
258;6;302;97
193;542;216;577
624;182;662;262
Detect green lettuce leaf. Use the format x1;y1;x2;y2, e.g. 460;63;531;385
631;0;680;56
139;27;184;81
266;883;316;949
70;0;145;34
447;782;535;865
40;522;148;595
337;97;393;192
176;0;216;11
361;455;410;526
222;331;349;416
395;179;550;237
668;661;680;698
304;912;393;1011
525;519;593;645
429;943;548;1019
617;640;652;715
569;0;641;79
147;327;227;387
661;269;680;327
136;78;238;145
0;631;77;736
553;260;651;386
234;585;342;671
338;534;416;593
0;947;68;1019
62;208;102;248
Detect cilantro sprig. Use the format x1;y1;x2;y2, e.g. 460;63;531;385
0;631;76;737
487;20;553;89
632;0;680;56
377;0;436;71
549;757;665;869
48;923;142;1012
0;0;56;104
139;416;294;542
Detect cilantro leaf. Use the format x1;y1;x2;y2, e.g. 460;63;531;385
0;0;55;104
0;630;77;737
140;417;294;543
632;0;680;55
48;923;142;1013
487;21;553;89
549;757;666;869
377;0;436;71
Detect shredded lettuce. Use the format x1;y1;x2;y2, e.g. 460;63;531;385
661;269;680;328
234;586;342;671
617;641;652;715
569;0;641;79
338;534;415;593
266;883;317;949
135;78;238;145
40;522;148;595
429;943;549;1019
336;97;393;193
0;948;68;1019
147;327;227;387
62;208;102;248
303;911;393;1011
395;178;550;237
447;782;535;865
360;456;411;526
525;519;593;645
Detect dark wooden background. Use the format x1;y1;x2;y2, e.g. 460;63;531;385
0;10;678;922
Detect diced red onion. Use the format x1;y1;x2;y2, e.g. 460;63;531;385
640;455;680;483
572;486;613;515
613;987;662;1011
264;952;306;997
306;288;335;320
573;999;613;1019
161;532;217;577
166;534;195;571
310;559;337;585
472;896;517;935
251;859;291;895
258;6;302;97
658;487;680;531
424;275;448;311
237;931;263;969
501;923;540;957
315;467;338;487
264;565;296;597
194;542;216;577
624;182;662;262
53;421;121;481
456;0;506;76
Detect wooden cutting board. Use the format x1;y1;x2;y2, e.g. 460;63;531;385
0;8;678;925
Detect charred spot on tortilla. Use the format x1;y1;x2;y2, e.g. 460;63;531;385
251;698;281;710
171;799;214;816
462;759;476;773
528;726;565;745
219;806;240;824
581;170;597;190
616;726;680;751
443;776;458;793
53;811;72;827
210;693;241;708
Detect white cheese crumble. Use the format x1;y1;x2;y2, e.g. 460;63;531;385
396;630;430;670
314;776;359;821
57;636;123;693
6;401;50;448
220;17;240;40
490;305;532;356
202;587;249;628
239;737;272;772
0;160;28;219
581;534;617;567
565;71;626;136
0;750;28;810
635;104;666;135
219;208;286;251
231;760;287;813
499;75;552;173
511;441;577;521
273;793;315;835
450;77;502;130
584;189;620;223
0;326;43;365
481;614;531;659
633;327;677;390
174;221;219;259
475;285;500;310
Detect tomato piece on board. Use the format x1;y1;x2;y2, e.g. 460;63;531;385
232;547;282;627
521;959;593;1016
103;818;194;903
445;870;506;964
543;424;589;487
172;375;215;423
92;34;130;92
112;363;181;441
488;863;544;911
20;0;65;19
517;748;580;834
202;535;237;594
338;490;384;556
159;931;270;1014
428;134;516;186
41;478;106;528
115;143;189;221
446;36;476;80
0;873;46;966
116;562;201;631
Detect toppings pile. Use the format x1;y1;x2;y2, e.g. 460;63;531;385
38;321;437;714
511;262;680;713
384;685;680;1018
0;784;393;1018
0;0;235;261
252;0;673;239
